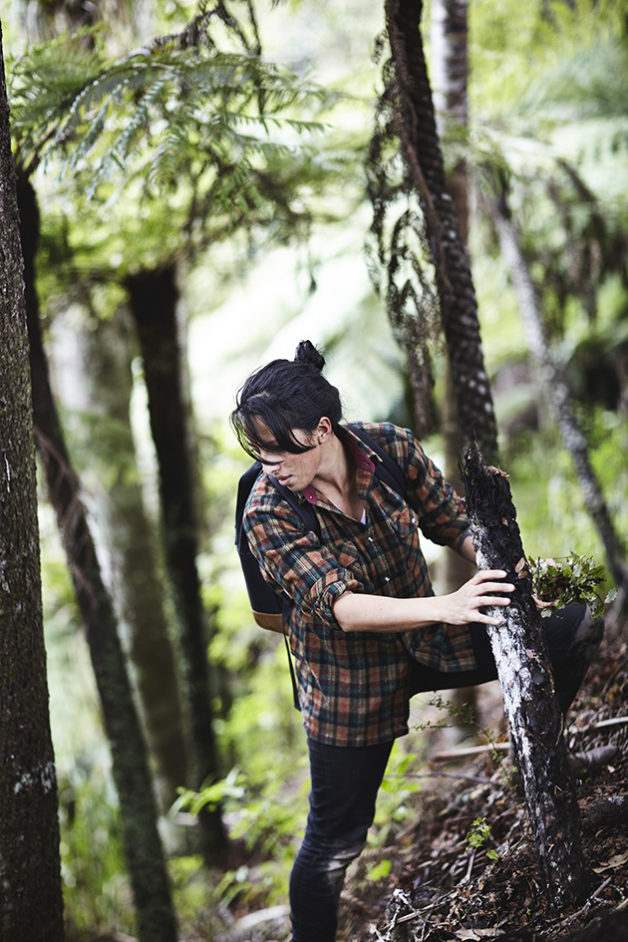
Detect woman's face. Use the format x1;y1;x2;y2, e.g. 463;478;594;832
253;420;322;492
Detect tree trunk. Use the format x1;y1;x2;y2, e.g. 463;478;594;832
0;28;65;941
48;304;191;815
430;0;478;735
460;446;589;910
126;265;226;860
384;0;498;464
488;194;628;590
16;173;178;942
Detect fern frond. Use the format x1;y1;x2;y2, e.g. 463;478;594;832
9;30;335;185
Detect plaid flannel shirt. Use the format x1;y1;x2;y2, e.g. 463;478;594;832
243;422;477;746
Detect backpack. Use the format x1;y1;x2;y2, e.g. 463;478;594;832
234;425;406;635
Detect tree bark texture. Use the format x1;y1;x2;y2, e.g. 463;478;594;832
489;196;627;589
126;266;226;859
16;174;178;942
428;0;475;542
460;446;589;909
429;0;477;733
385;0;498;463
49;305;191;814
0;28;65;941
429;0;469;243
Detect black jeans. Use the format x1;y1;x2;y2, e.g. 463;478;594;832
289;603;599;942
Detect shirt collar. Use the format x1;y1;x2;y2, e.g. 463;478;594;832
301;424;375;505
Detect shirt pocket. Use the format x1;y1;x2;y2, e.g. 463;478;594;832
331;539;366;584
389;504;422;571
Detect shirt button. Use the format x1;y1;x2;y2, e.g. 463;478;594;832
384;576;390;583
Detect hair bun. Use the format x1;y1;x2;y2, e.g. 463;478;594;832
294;340;325;372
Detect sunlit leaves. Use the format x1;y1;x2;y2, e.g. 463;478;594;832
9;37;330;196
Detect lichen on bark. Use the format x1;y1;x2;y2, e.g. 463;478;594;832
460;445;590;910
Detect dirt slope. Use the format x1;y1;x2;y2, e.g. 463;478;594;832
340;636;628;942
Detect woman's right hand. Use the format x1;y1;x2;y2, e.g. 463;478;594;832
438;570;515;626
334;571;515;633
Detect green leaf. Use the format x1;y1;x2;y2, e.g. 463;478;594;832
367;858;392;882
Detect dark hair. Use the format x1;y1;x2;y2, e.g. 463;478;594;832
231;340;343;459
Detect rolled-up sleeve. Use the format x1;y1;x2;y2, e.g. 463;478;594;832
243;493;361;630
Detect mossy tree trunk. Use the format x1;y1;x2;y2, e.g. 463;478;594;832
16;173;178;942
460;446;589;910
0;28;64;941
126;265;226;860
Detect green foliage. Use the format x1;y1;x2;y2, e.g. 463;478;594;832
530;552;617;618
470;0;628;123
367;858;392;882
465;816;499;861
7;2;345;284
8;15;332;195
495;405;628;586
371;746;421;847
174;761;308;905
58;758;133;936
409;692;477;734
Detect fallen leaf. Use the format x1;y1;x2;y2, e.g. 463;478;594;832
593;850;628;873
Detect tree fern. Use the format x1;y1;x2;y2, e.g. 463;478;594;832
8;6;335;204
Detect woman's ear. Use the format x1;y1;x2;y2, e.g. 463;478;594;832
316;416;332;444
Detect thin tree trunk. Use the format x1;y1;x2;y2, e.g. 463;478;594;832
16;173;178;942
126;265;226;860
0;28;65;940
49;304;191;815
430;0;478;735
405;343;436;438
385;0;498;464
460;446;589;910
489;195;627;589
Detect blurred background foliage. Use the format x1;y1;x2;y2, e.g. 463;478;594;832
2;0;627;937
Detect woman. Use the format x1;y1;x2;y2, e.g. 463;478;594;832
231;340;600;942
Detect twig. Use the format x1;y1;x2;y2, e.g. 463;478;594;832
419;896;438;941
392;890;456;925
592;716;628;729
461;848;476;884
431;742;510;763
391;770;492;784
589;876;613;901
432;716;628;763
232;904;289;931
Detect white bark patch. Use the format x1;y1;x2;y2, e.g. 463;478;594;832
13;760;56;796
0;557;9;593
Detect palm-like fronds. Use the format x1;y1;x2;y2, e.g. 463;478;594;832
8;3;334;207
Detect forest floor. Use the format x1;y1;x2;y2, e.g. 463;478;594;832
224;623;628;942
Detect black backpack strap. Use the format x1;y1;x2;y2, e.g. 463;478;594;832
236;463;320;547
270;478;320;539
237;465;318;713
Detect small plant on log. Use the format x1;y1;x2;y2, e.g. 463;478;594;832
529;553;617;618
